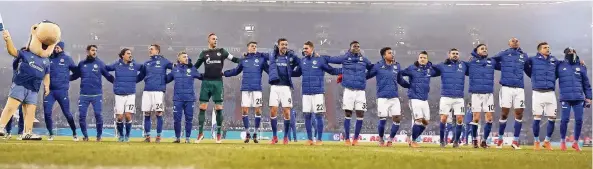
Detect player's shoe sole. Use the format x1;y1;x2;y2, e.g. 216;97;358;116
216;134;222;144
511;141;521;150
155;136;162;143
496;140;503;149
244;133;251;143
480;140;489;148
144;136;151;143
73;136;79;142
22;134;42;140
47;135;54;141
560;142;567;151
252;134;259;144
572;142;581;152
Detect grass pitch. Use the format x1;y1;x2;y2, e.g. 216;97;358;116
0;137;590;169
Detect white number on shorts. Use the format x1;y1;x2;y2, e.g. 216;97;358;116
287;98;292;104
156;103;163;110
362;103;367;109
520;100;524;107
256;98;261;105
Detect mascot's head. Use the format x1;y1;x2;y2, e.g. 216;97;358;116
27;20;61;58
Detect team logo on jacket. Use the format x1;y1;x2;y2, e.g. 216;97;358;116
59;58;65;65
576;68;581;72
93;64;98;68
245;60;248;63
217;52;221;56
186;69;192;76
255;59;259;63
519;54;524;58
312;60;317;65
359;57;363;61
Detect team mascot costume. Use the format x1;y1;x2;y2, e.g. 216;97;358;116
0;19;61;140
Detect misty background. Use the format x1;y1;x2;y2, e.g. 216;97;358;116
0;1;591;143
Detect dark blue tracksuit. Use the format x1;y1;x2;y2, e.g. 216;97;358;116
70;56;114;139
44;50;77;136
557;55;592;142
166;63;202;139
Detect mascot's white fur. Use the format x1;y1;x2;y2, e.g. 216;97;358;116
1;21;61;139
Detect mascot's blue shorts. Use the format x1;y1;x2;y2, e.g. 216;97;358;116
9;83;38;104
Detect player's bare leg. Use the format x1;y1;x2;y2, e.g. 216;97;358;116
439;114;448;147
195;103;208;144
497;108;510;148
543;116;556;150
253;107;262;143
343;110;353;145
386;115;401;147
511;108;524;149
471;112;480;148
214;104;224;144
269;106;279;144
282;107;291;145
533;114;542;150
242;107;250;143
0;98;20;136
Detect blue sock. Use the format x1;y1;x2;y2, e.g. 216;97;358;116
484;122;492;140
354;118;363;140
125;122;132;138
242;115;249;133
6;117;13;134
271;117;278;137
344;117;351;140
378;118;386;138
156;115;163;136
445;123;453;142
514;119;522;141
455;123;463;143
411;124;420;141
144;116;151;136
471;123;478;140
283;119;290;139
304;113;313;140
418;125;427;140
532;118;541;142
498;119;507;138
389;122;399;139
254;115;261;132
116;122;124;137
439;122;446;143
545;120;555;141
315;113;324;141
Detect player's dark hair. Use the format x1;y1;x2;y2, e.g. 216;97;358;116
449;48;458;53
350;41;359;47
247;41;257;47
304;41;314;48
380;47;391;56
475;44;486;51
208;33;216;38
118;48;131;59
420;51;428;55
537;42;549;50
150;44;161;54
277;38;288;44
86;45;97;51
20;47;27;51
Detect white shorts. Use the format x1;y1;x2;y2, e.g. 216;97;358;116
471;93;495;113
141;91;165;112
342;88;367;111
439;97;465;116
532;91;558;117
499;86;525;109
409;99;430;120
115;94;136;115
269;85;292;108
302;94;325;113
377;98;401;117
241;91;263;108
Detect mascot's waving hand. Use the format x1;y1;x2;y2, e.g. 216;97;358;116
0;20;61;140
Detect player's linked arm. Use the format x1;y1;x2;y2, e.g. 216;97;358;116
194;52;205;69
224;62;243;77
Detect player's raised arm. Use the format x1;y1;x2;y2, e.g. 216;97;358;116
396;64;410;88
